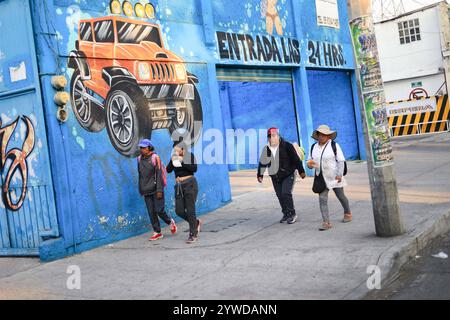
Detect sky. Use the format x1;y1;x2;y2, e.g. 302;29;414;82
372;0;449;20
400;0;448;11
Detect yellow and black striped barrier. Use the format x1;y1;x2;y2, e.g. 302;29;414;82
388;95;449;137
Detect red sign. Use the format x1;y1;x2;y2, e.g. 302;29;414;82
409;88;429;100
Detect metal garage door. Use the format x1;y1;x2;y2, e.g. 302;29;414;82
307;69;360;160
218;68;300;171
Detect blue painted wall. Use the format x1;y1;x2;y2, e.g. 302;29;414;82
299;0;356;70
0;0;362;260
211;0;356;70
28;0;233;259
209;0;363;174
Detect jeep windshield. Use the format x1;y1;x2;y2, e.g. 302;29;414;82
116;21;162;47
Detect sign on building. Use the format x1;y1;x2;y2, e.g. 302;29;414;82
388;95;450;137
316;0;340;29
386;97;437;117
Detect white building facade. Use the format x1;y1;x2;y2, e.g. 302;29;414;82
375;1;450;102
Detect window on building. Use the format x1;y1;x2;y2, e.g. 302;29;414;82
94;20;115;43
398;18;421;45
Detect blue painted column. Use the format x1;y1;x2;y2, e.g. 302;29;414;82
30;0;77;259
205;63;232;203
200;0;216;47
292;68;315;176
200;0;232;202
291;0;315;176
218;82;239;171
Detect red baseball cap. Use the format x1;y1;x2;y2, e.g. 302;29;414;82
267;127;279;137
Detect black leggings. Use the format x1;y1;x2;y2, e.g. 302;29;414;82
175;177;199;236
144;193;171;233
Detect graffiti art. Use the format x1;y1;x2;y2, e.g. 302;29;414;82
68;10;203;158
261;0;283;36
0;116;35;211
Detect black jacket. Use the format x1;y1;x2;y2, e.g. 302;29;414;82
257;139;305;181
138;154;164;196
167;151;197;178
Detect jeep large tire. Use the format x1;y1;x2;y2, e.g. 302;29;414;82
105;84;152;158
168;82;203;146
70;70;105;132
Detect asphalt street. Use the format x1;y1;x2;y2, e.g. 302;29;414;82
365;230;450;300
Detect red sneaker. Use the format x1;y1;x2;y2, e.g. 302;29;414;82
170;219;177;234
149;232;163;241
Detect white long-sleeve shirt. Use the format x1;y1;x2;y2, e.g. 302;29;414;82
309;141;347;189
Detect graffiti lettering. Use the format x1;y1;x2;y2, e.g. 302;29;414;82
0;116;35;211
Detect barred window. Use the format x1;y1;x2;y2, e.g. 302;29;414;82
398;18;421;45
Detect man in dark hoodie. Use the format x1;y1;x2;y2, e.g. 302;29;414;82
257;127;306;224
138;139;177;241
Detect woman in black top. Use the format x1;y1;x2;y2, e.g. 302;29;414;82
167;141;201;244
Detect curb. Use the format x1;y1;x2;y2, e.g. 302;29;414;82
345;209;450;300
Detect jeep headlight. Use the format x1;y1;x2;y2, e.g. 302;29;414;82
138;63;151;80
175;64;187;80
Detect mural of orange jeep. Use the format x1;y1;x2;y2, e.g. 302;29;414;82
68;16;203;157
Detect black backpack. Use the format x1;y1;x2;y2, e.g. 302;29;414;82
310;141;348;176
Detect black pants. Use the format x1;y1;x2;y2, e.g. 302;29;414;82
144;193;172;233
175;176;199;236
271;173;296;217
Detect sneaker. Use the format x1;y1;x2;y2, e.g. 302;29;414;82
343;213;353;223
186;234;198;244
287;214;298;224
170;219;177;234
280;215;289;223
149;232;163;241
319;222;332;231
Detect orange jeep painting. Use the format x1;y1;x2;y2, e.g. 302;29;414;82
68;16;203;157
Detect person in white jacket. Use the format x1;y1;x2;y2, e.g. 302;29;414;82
307;125;352;231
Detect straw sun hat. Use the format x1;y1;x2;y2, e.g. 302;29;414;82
311;125;337;140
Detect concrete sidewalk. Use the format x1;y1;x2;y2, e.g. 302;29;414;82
1;133;450;300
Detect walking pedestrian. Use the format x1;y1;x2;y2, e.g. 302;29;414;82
137;139;177;241
257;127;306;224
167;141;202;244
307;125;352;231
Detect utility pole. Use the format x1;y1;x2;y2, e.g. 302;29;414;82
348;0;404;237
